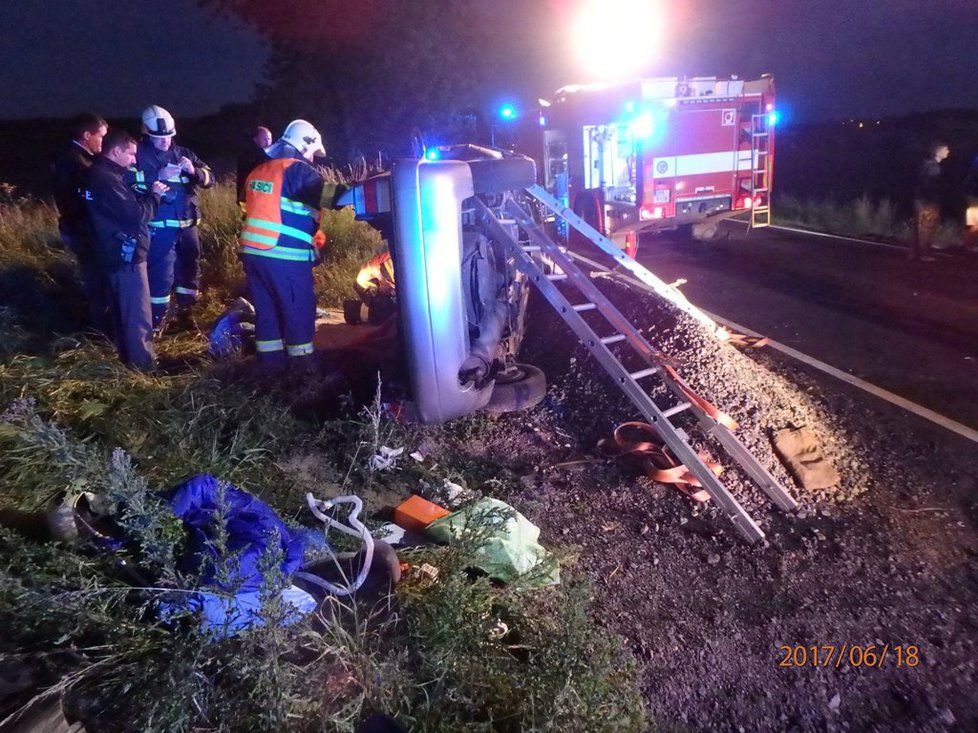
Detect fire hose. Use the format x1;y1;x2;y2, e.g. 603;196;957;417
295;493;375;597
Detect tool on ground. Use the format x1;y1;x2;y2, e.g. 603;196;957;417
474;184;798;543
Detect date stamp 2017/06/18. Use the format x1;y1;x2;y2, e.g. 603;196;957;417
778;644;920;669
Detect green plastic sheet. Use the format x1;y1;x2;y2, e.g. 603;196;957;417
426;497;559;586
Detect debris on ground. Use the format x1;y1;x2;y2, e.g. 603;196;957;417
392;494;450;534
772;425;841;490
426;497;559;586
368;445;404;472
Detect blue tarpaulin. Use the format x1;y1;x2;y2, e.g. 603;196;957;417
168;474;305;592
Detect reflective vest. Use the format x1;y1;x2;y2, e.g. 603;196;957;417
240;159;321;263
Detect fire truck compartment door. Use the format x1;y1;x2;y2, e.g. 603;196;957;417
391;159;494;423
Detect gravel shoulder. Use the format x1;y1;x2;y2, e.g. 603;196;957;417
437;281;977;732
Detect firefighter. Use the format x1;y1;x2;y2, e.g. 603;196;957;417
240;119;327;372
352;250;397;323
132;105;215;332
910;141;949;262
83;130;168;370
51;112;110;334
354;250;395;303
236;125;273;204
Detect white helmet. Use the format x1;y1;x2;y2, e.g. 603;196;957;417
282;119;326;158
141;105;176;138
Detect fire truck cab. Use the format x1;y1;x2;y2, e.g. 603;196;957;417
540;74;776;248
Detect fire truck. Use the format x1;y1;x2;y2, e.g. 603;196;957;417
539;74;776;250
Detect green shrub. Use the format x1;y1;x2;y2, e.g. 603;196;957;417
0;179;647;732
775;193;963;248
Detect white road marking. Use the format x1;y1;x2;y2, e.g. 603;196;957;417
731;219;953;257
570;250;978;444
700;310;978;444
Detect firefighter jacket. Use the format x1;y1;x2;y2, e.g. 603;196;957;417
131;139;214;229
356;251;395;295
240;145;325;263
84;157;161;272
51;141;96;237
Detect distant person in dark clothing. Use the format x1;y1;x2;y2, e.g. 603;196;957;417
51;112;110;332
962;155;978;253
236;125;273;204
83;130;168;371
910;141;949;262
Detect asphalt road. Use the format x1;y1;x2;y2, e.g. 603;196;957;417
634;223;978;432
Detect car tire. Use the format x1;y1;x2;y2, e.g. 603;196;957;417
483;363;547;414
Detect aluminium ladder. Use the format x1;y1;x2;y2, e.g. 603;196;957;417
749;112;772;228
474;185;797;543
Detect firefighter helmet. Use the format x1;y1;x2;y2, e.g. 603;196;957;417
141;105;176;138
282;119;326;159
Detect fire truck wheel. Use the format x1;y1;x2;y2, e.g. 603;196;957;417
678;223;721;242
572;191;604;247
483;363;547;414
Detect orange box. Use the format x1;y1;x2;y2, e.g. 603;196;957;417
393;495;450;534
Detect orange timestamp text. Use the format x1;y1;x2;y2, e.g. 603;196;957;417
778;644;920;669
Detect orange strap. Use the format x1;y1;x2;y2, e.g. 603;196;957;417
662;365;739;430
598;422;722;503
725;332;770;348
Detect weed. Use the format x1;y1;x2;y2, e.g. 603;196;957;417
775;193;963;248
0;182;647;730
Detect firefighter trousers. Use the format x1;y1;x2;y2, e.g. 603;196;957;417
147;226;202;326
242;255;316;371
107;262;156;371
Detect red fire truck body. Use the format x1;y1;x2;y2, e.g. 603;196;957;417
540;75;776;246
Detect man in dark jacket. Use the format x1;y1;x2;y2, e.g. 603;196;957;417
51;112;110;332
911;141;949;262
236;125;272;204
84;130;168;370
131;105;215;331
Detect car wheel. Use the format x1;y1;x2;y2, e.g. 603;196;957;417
483;363;547;414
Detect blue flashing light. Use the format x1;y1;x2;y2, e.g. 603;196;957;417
629;111;656;140
499;104;517;120
538;114;547;127
425;148;441;161
767;111;780;127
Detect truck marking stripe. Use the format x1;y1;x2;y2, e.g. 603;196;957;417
653;151;755;178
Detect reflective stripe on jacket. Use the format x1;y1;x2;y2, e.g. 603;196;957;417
131;141;214;228
240;156;323;263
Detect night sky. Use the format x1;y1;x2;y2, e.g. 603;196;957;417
1;0;976;122
0;0;267;120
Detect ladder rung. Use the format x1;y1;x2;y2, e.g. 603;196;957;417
629;367;659;380
662;402;692;418
547;273;568;281
572;302;597;312
600;334;626;346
